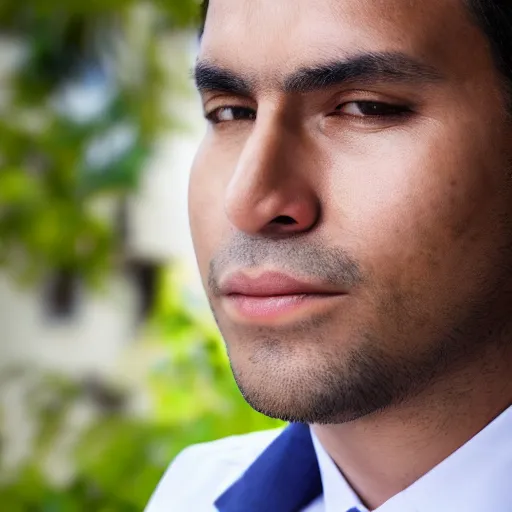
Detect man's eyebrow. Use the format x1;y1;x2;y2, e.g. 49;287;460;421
193;52;444;97
284;52;445;93
194;61;254;96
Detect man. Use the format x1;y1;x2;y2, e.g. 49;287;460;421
146;0;512;510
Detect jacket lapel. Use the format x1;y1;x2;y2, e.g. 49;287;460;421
215;423;322;512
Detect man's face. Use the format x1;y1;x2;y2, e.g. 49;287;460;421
189;0;512;424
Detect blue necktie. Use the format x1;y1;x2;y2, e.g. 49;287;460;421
215;423;323;512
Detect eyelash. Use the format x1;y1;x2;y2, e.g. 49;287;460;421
205;106;256;124
205;101;412;125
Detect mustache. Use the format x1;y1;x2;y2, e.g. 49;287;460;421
208;233;364;295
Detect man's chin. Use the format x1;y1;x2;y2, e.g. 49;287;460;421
226;337;427;425
236;383;370;425
229;362;370;425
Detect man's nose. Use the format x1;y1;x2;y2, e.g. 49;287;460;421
224;116;320;236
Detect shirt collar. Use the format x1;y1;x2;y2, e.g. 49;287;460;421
378;405;512;512
314;405;512;512
215;405;512;512
311;431;368;512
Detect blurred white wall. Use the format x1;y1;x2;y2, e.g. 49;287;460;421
0;271;139;375
0;33;206;377
127;103;204;263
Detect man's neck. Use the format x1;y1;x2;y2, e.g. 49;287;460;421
312;350;512;510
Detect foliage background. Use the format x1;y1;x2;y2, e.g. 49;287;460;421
0;1;282;510
0;270;281;511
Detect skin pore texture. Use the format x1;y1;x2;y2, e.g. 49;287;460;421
189;0;512;508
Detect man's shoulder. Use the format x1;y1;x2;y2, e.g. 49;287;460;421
169;427;284;480
145;427;285;512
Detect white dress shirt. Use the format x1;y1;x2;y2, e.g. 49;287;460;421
145;405;512;511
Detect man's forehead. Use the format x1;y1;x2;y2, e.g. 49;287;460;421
200;0;488;94
203;0;462;45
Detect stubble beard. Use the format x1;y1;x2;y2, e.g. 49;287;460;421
221;282;512;425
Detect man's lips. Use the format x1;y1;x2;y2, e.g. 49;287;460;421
218;271;344;297
217;271;346;325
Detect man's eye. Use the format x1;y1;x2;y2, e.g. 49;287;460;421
335;101;411;118
206;106;257;124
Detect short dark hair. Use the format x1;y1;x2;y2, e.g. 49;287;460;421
200;0;209;37
466;1;512;96
200;0;512;94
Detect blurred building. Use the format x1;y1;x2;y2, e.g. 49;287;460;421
0;29;207;485
0;33;204;378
